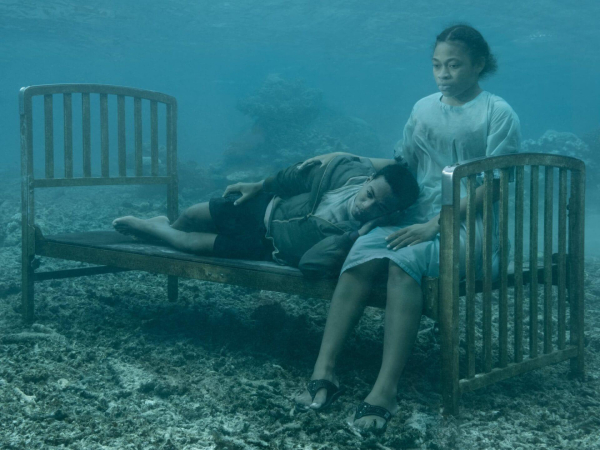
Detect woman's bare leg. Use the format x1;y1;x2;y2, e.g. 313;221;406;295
295;258;387;409
352;261;423;430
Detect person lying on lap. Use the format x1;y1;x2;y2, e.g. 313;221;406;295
113;155;418;277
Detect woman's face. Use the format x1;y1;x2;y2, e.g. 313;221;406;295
432;41;484;102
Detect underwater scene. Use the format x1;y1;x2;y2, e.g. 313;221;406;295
1;1;600;449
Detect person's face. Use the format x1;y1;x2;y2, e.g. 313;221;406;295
352;176;399;223
432;41;483;100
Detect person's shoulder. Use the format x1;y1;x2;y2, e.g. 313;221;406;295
484;92;519;121
413;92;441;110
330;154;372;172
324;156;372;190
405;93;441;120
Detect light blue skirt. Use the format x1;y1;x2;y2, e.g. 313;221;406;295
341;223;501;285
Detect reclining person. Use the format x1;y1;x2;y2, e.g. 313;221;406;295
112;155;419;277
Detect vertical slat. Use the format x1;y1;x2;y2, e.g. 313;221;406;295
100;93;109;177
498;168;510;367
166;101;179;310
166;104;173;180
543;166;554;354
44;94;54;178
529;165;539;358
63;94;73;178
117;95;127;177
557;169;567;350
166;103;179;223
482;170;493;372
514;166;525;362
465;175;477;379
569;169;585;377
20;91;35;322
151;100;159;176
134;97;143;176
440;176;461;416
82;93;91;177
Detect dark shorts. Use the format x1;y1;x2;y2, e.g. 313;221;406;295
208;192;274;260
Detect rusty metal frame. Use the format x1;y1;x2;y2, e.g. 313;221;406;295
439;152;585;416
20;84;178;321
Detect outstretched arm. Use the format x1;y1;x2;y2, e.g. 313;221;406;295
222;158;324;206
261;159;326;198
222;180;265;206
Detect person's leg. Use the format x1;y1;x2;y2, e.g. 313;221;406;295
113;201;215;235
170;202;216;232
352;261;423;429
113;213;217;254
295;258;387;409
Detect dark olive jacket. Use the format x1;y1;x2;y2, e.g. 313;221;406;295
262;155;374;275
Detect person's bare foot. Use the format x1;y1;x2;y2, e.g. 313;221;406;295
347;390;399;431
112;215;170;240
294;369;340;410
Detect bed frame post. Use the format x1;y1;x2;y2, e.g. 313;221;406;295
439;166;461;416
20;88;35;322
569;167;585;378
167;101;179;302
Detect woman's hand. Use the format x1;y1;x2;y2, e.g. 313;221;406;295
385;218;440;250
297;152;347;171
222;181;264;206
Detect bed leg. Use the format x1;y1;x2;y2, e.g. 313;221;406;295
22;254;35;323
168;276;178;302
440;310;460;417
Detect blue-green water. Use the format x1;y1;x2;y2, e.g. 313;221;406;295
1;3;600;449
1;0;599;169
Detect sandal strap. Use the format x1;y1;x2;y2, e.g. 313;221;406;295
307;379;338;400
354;401;393;422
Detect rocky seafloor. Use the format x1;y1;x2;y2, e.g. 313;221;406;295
1;172;599;450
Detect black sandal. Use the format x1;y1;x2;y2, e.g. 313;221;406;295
353;401;393;429
299;379;343;411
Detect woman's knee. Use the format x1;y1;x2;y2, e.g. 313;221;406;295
387;262;420;290
386;263;423;312
348;258;387;276
334;259;388;298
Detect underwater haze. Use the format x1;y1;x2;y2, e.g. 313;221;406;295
1;0;599;168
1;1;600;449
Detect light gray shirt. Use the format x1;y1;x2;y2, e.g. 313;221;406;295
314;181;364;223
394;91;520;226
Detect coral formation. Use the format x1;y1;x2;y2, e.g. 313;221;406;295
522;129;597;172
237;74;323;127
217;75;380;181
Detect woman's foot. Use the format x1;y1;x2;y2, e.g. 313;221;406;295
112;215;170;240
294;369;340;410
349;390;399;431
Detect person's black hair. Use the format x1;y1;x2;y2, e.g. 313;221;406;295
435;24;498;79
373;164;419;212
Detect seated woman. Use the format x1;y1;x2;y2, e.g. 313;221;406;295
113;155;418;276
294;24;520;431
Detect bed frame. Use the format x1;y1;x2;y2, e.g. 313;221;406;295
20;84;586;416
